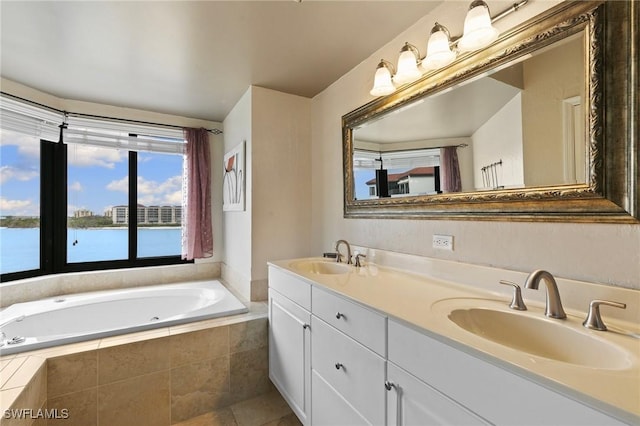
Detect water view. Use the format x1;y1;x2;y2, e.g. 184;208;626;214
0;227;182;275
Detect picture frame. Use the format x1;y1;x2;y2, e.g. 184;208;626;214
222;141;245;211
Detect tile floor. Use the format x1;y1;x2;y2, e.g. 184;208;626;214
174;389;302;426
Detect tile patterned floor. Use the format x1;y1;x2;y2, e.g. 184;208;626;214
174;390;302;426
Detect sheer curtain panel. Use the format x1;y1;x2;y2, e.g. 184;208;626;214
182;128;213;260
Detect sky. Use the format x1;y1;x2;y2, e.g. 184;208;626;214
1;129;183;217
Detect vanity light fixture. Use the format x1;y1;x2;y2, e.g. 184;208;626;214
370;0;528;97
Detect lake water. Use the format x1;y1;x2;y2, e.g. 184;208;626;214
0;227;182;275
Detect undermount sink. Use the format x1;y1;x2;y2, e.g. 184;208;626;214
439;301;632;370
289;260;351;275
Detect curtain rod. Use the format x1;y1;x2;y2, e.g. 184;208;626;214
355;143;468;154
1;91;223;135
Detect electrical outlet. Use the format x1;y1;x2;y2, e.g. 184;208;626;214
432;234;454;251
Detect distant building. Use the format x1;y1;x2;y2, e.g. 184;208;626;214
104;209;113;219
366;167;438;197
74;209;93;218
110;205;181;225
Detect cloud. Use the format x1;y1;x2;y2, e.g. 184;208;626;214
0;129;41;158
108;174;182;206
0;197;37;216
0;166;38;184
67;145;126;169
69;181;83;191
106;176;128;192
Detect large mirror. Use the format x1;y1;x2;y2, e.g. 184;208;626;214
343;0;638;222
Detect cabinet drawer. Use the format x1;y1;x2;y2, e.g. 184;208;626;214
269;266;311;310
311;286;386;356
311;316;385;425
388;320;626;425
311;370;369;426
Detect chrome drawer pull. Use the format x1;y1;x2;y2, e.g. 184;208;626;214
335;362;344;370
302;323;310;329
384;381;396;391
336;312;345;319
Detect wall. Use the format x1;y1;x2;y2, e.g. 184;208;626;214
521;34;584;186
472;93;524;190
222;88;253;300
309;0;640;289
223;86;312;301
251;87;312;299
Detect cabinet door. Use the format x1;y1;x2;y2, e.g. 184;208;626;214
311;370;370;426
386;362;489;426
269;289;311;424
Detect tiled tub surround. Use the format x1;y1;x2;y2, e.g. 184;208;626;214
0;307;278;426
269;248;640;423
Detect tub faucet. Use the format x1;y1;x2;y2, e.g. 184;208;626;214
524;270;566;319
335;240;352;264
0;315;25;346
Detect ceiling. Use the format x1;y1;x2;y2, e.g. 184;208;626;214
1;1;441;123
354;75;521;144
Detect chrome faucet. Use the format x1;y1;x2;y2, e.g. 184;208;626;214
335;240;352;264
0;315;25;347
524;270;566;319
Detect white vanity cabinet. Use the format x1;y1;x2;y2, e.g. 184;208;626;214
268;267;312;424
269;263;632;425
310;287;387;425
388;319;627;426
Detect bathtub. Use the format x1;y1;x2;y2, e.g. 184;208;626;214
0;280;248;355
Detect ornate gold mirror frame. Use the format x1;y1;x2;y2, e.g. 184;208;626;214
343;1;638;222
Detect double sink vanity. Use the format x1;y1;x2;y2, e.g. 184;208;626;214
267;248;639;425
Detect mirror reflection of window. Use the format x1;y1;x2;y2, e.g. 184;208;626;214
353;148;441;199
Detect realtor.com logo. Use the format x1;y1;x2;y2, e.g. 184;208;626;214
3;408;69;420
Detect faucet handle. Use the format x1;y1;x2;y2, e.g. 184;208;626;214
354;253;367;267
499;280;527;311
582;299;626;331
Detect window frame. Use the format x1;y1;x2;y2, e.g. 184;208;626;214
0;138;192;283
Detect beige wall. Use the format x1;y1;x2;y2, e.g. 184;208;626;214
223;86;312;300
521;34;585;186
251;87;312;292
222;88;253;300
309;1;640;289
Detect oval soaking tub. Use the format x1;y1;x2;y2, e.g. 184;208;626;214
0;280;248;355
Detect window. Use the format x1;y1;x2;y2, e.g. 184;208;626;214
0;94;191;282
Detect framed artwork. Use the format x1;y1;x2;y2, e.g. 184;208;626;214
223;141;245;211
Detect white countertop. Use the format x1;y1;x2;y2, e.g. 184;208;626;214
269;256;640;422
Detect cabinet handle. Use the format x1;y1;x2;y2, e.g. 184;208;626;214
384;381;396;391
302;323;310;329
336;312;345;319
335;362;344;370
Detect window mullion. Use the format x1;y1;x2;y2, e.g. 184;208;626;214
129;151;137;261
